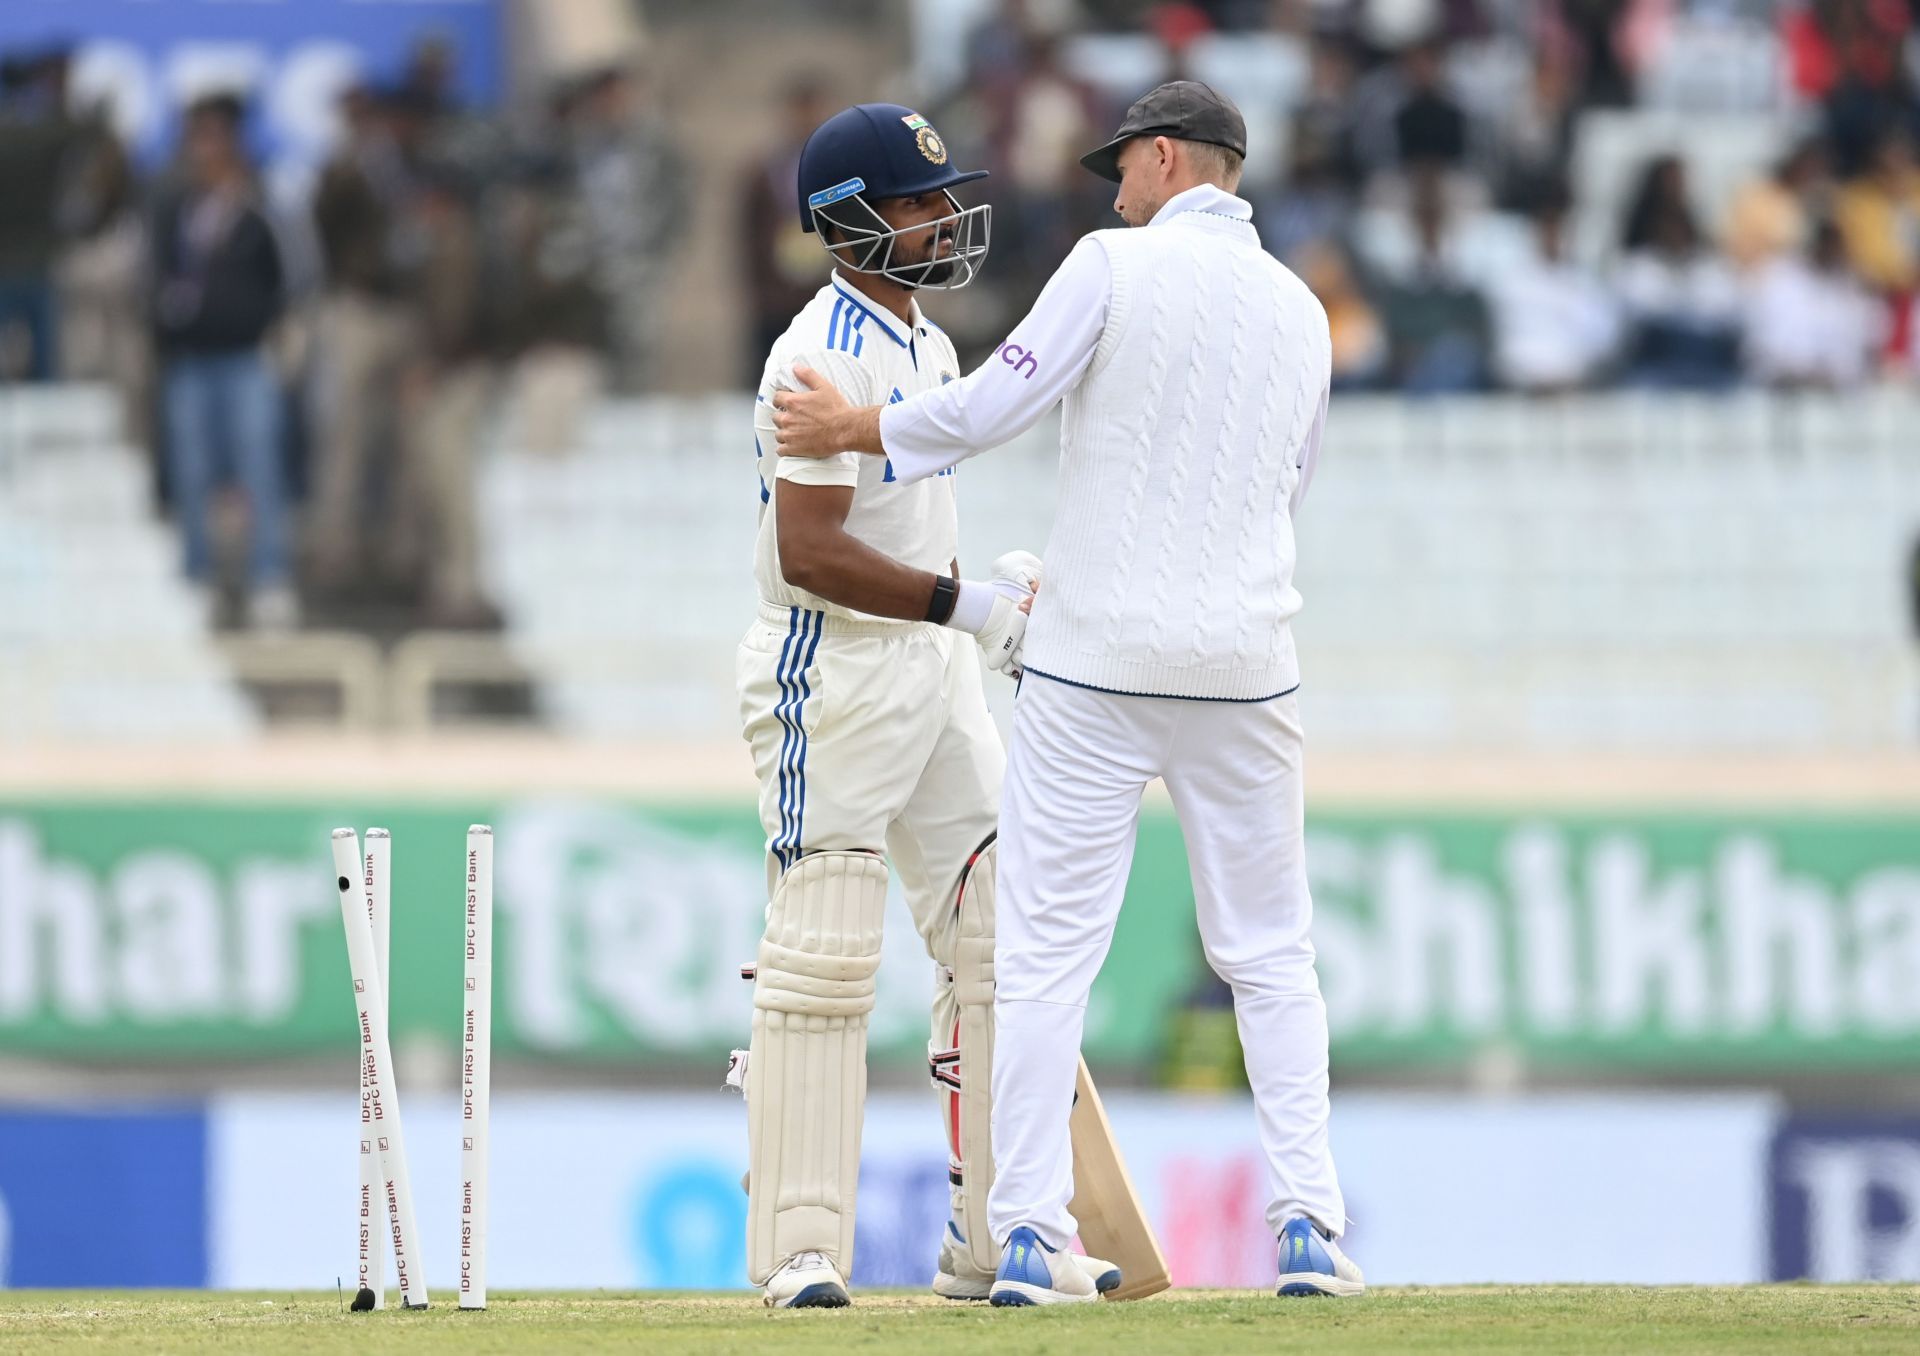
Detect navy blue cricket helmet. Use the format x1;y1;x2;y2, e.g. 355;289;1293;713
796;103;991;290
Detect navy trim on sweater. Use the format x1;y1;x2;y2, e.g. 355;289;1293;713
1021;665;1299;704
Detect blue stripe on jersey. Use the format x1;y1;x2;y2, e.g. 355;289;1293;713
830;279;910;348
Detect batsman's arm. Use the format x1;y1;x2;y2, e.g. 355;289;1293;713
775;482;1029;651
772;236;1110;480
774;480;952;620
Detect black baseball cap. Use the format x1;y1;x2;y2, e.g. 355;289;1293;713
1079;80;1247;183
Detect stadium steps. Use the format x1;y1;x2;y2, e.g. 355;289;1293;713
479;392;1920;752
0;386;258;742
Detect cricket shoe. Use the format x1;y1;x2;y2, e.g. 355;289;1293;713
1275;1217;1366;1297
933;1223;1122;1300
763;1251;850;1309
988;1225;1101;1306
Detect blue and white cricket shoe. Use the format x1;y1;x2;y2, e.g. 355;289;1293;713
935;1222;1122;1300
1275;1217;1366;1297
989;1225;1101;1306
762;1250;850;1308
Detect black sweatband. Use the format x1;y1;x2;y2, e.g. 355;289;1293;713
924;573;959;625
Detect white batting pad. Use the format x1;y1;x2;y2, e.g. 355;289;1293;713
745;851;888;1283
931;839;999;1275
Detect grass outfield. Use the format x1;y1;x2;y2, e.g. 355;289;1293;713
0;1288;1916;1354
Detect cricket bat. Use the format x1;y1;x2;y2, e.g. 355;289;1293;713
1069;1057;1171;1300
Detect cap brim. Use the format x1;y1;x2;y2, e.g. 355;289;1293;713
894;166;990;198
1078;135;1130;183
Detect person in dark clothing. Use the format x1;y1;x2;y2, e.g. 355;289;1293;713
741;77;834;384
1377;170;1491;392
150;93;295;629
306;84;418;592
0;50;78;381
1393;41;1470;171
393;163;502;629
1620;154;1695;253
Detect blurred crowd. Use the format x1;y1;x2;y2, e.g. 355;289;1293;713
0;40;684;632
7;2;1920;634
740;0;1920;395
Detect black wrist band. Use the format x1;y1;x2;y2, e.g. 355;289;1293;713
924;573;959;625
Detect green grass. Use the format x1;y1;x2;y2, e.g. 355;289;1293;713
0;1288;1915;1354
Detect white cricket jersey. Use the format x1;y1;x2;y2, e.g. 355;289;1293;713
751;273;963;622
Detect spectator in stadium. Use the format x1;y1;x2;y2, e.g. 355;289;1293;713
1293;239;1389;391
149;94;295;629
1620;152;1691;253
563;63;687;393
400;33;463;119
1288;35;1363;195
1374;169;1492;392
307;85;419;596
741;77;835;384
1348;33;1478;186
1743;217;1885;389
53;84;147;442
1486;183;1621;393
965;0;1045;86
0;49;75;382
1490;45;1578;212
1791;0;1916;177
1391;39;1472;172
489;157;607;457
1559;0;1636;108
1615;159;1742;391
1261;115;1356;262
394;164;502;630
990;31;1105;297
1833;126;1920;294
1724;137;1831;272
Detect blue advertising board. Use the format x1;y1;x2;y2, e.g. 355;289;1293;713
0;0;502;169
1768;1116;1920;1282
0;1107;209;1287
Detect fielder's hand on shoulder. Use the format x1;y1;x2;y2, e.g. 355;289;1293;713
772;364;879;459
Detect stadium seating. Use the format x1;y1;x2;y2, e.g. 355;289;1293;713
480;392;1920;752
0;386;257;742
1569;109;1796;262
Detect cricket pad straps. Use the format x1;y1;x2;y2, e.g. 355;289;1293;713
745;850;888;1284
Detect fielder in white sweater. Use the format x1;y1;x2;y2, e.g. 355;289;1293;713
773;81;1362;1304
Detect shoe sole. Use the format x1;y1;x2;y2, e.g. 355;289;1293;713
1277;1276;1366;1298
931;1275;990;1302
990;1280;1100;1307
778;1283;850;1308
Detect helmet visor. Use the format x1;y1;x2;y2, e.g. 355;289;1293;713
811;190;991;291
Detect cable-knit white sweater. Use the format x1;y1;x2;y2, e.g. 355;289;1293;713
879;183;1331;700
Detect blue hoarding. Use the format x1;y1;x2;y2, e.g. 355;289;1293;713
0;0;502;171
0;1107;209;1287
1768;1116;1920;1282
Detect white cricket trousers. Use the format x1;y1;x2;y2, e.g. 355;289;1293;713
987;672;1346;1250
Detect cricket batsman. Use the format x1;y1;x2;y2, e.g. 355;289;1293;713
773;83;1365;1304
737;102;1118;1309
